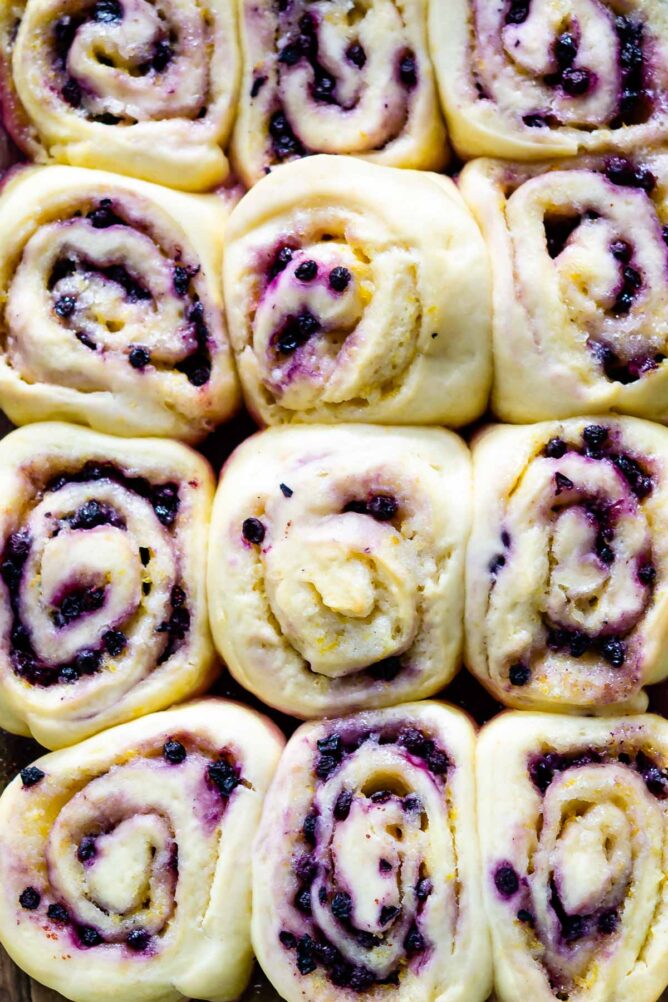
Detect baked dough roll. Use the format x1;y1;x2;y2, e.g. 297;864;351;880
430;0;668;161
231;0;447;187
478;711;668;1002
466;417;668;715
0;0;239;190
0;698;284;1002
460;155;668;423
253;702;491;1002
0;165;239;441
0;422;216;749
208;424;471;718
223;155;491;427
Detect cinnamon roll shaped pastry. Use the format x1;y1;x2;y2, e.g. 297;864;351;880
478;712;668;1002
208;425;471;718
460;154;668;423
430;0;668;161
231;0;447;187
0;699;285;1002
253;702;491;1002
466;417;668;715
0;422;216;749
0;165;239;441
223;156;492;427
0;0;239;190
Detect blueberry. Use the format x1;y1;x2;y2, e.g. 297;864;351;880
333;789;353;821
367;495;398;521
599;637;625;668
126;928;149;951
250;75;267;98
294;887;312;915
531;757;555;793
269;246;294;279
242;517;265;544
329;267;351;292
19;887;40;910
87;199;120;229
517;909;535;925
294;855;317;884
562;914;587;943
489;554;506;574
279;930;297;949
610;240;632;262
545;437;567;458
597;543;614;565
55;295;76;319
605;157;656;192
20;766;45;788
47;903;70;923
370;790;391;803
644;766;668;798
75;649;101;675
103;630;126;657
554;32;577;68
509;663;531;686
295;260;318;282
296;934;317;974
62;78;82;107
404;925;425;954
368;656;402;681
398;53;417;88
302;812;318;845
416;877;433;900
77;925;103;948
207;758;239;796
403;794;423;813
77;837;97;863
152;40;173;72
129;346;150;370
379;858;392;873
569;632;589;658
350;966;375;991
523;113;550;128
598;909;618;934
584;425;610;454
561;67;591;96
505;0;529;24
93;0;122;22
555;472;574;494
639;564;656;585
163;739;186;764
278;42;303;65
173;266;191;297
494;864;520;898
316;754;339;779
427;749;449;775
346;43;366;68
59;665;80;683
331;891;352;921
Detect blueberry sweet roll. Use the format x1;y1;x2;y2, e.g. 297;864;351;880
478;712;668;1002
0;165;239;441
466;417;668;714
0;699;284;1002
430;0;668;161
231;0;447;186
0;0;239;190
208;425;471;718
223;155;491;427
460;155;668;423
0;422;216;749
253;702;490;1002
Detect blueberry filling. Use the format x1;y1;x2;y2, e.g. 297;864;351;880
544;215;581;259
274;311;321;354
52;585;105;628
529;746;668;799
20;766;45;787
367;656;403;682
242;517;265;544
163;738;186;764
19;887;40;910
207;755;240;797
176;300;213;388
156;587;191;665
615;16;648;124
343;494;398;521
598;909;619;934
46;903;70;925
62;78;82;107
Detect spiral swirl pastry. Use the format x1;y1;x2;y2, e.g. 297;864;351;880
466;417;668;715
231;0;447;187
430;0;668;161
460;155;668;423
0;422;216;749
0;165;239;441
478;711;668;1002
0;698;284;1002
208;424;471;718
0;0;239;190
223;155;492;427
253;702;490;1002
